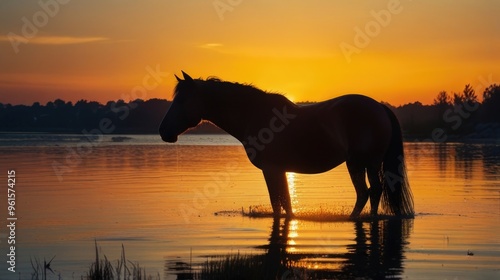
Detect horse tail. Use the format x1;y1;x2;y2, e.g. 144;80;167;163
381;105;414;217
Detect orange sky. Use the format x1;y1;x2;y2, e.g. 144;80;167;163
0;0;499;106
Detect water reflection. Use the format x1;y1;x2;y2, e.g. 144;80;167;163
265;218;412;279
482;144;500;175
167;218;413;279
286;172;299;213
435;143;449;172
411;142;499;182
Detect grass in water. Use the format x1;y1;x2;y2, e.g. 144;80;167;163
86;240;160;280
31;241;160;280
197;253;265;280
30;255;57;280
193;253;309;280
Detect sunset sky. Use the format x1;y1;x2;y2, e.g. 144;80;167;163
0;0;499;106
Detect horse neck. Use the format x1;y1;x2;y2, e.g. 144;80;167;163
200;82;286;142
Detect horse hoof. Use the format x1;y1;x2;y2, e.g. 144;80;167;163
349;214;360;221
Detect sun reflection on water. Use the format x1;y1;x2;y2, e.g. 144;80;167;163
287;219;299;252
287;172;299;212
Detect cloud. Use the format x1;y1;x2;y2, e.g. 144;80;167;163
196;41;336;59
0;35;109;45
199;43;223;49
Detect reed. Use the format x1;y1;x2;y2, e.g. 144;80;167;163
195;253;267;280
193;253;309;280
30;241;160;280
86;241;160;280
30;255;57;280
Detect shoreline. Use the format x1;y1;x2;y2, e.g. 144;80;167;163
1;131;498;144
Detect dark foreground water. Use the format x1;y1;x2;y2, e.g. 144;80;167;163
0;134;499;279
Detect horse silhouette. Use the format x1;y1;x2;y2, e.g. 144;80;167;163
159;71;414;218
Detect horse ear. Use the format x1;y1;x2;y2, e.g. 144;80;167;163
175;74;182;82
182;71;194;82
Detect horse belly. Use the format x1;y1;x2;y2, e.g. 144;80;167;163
273;132;346;174
288;151;345;173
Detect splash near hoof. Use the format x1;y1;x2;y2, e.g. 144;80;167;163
215;205;416;222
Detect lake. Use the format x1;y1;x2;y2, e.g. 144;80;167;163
0;133;499;279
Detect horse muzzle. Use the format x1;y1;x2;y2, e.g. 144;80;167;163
161;134;178;143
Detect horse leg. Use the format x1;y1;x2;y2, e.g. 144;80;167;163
347;161;369;218
263;169;293;218
367;165;383;216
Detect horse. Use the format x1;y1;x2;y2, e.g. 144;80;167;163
159;71;414;219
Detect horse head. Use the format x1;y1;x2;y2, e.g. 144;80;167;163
159;71;203;143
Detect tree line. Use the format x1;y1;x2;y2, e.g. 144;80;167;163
385;83;500;140
1;98;167;134
0;83;499;140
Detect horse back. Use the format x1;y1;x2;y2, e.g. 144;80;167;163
255;94;392;173
310;94;392;160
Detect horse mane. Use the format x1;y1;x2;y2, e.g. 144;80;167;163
174;76;292;107
204;77;273;98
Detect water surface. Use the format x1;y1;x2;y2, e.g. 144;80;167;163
0;134;499;279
